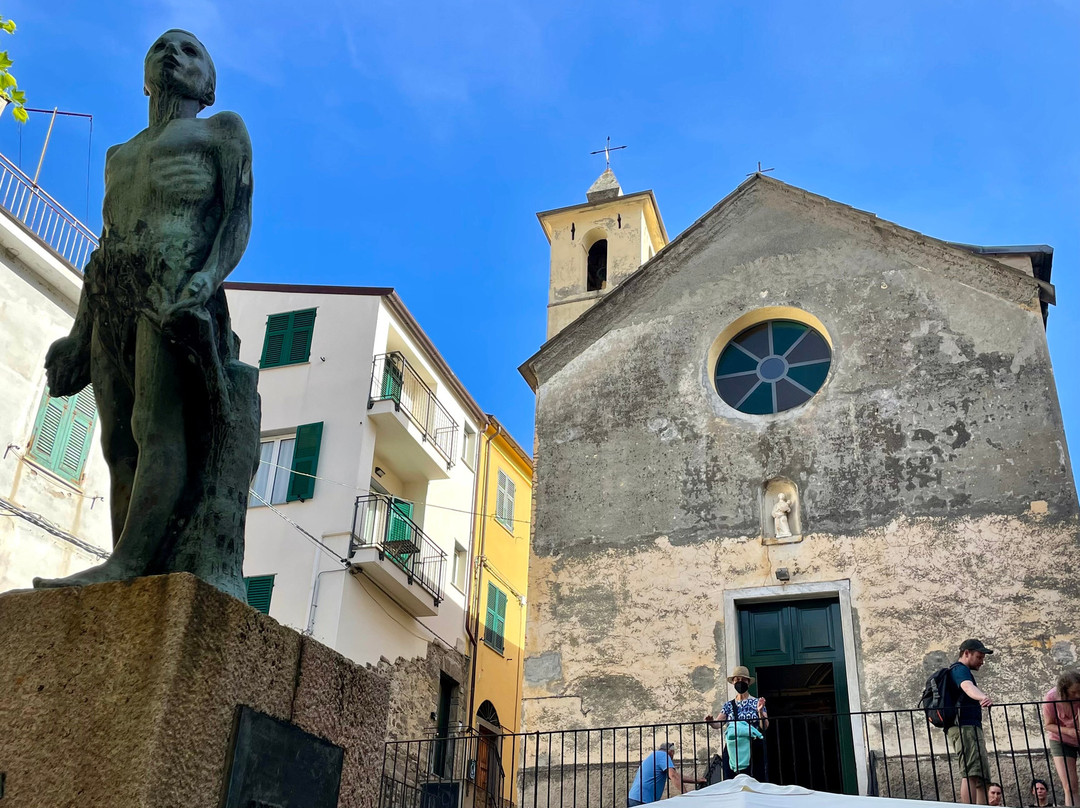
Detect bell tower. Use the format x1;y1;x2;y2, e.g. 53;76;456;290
537;167;667;339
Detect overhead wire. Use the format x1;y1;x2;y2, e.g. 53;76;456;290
0;494;110;560
247;487;349;565
249;486;463;650
254;457;533;526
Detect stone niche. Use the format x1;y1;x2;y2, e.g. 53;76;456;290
761;477;802;544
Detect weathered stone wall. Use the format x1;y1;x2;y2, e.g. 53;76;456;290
380;640;470;742
523;178;1080;732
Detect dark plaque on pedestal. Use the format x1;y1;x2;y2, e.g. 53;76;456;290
222;705;344;808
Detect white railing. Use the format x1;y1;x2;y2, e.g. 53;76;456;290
0;151;97;270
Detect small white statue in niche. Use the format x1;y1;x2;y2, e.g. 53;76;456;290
772;493;793;539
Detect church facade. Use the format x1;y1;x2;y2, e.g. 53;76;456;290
519;171;1077;789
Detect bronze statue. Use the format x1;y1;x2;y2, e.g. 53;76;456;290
36;30;260;598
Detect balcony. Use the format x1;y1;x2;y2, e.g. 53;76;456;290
0;151;97;271
350;493;446;617
368;352;458;481
382;702;1074;807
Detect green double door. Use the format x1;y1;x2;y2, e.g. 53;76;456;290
737;598;857;794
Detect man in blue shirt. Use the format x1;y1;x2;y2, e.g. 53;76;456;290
628;742;704;806
947;639;995;805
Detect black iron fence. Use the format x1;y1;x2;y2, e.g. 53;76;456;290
382;703;1078;808
351;493;446;604
369;352;458;466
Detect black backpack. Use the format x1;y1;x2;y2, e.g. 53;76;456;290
920;662;961;728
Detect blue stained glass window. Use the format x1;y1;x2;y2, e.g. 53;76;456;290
714;319;831;414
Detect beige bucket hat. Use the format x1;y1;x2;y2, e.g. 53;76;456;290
727;665;756;684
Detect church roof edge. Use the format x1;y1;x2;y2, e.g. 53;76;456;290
520;173;1053;390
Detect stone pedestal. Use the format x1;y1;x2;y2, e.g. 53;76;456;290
0;573;390;808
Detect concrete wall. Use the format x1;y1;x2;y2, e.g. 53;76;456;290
522;178;1080;733
0;213;111;593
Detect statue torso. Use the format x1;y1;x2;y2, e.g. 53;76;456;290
101;117;224;289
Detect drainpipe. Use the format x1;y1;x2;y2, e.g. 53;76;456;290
307;566;348;635
466;420;501;729
464;418;489;650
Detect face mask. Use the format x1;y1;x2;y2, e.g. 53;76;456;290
734;681;749;694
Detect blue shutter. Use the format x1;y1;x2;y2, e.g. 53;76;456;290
286;421;323;502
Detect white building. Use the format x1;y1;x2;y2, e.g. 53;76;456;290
227;282;486;738
0;153;111;592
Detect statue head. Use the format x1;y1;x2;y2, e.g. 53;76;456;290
143;30;216;110
777;493;787;503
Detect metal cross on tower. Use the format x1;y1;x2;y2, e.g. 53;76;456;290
590;136;627;168
747;161;775;177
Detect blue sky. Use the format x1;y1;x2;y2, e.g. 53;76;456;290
8;1;1080;459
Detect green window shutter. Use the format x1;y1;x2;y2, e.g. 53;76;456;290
288;309;316;364
244;575;275;614
286;421;323;502
260;313;291;368
380;353;403;401
56;385;97;483
485;583;507;654
387;498;414;544
27;385;98;483
260;309;317;369
28;390;67;469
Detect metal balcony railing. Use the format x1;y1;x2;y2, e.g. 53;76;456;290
0;151;97;270
369;352;458;468
382;728;509;808
351;493;446;604
382;702;1080;808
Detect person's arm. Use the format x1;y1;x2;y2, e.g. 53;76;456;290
756;697;770;731
960;680;992;708
172;112;253;313
1044;699;1080;744
666;767;705;792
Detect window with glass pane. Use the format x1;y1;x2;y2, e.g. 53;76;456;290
250;436;296;506
452;543;468;591
714;319;831;415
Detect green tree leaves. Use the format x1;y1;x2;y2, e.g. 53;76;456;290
0;17;27;123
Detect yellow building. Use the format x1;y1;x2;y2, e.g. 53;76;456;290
466;415;532;806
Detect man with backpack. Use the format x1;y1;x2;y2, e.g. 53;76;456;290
948;639;995;804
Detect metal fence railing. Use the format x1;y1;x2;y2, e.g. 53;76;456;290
369;352;458;467
382;702;1079;808
351;492;446;605
0;151;97;270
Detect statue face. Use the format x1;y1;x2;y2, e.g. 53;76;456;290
144;30;215;108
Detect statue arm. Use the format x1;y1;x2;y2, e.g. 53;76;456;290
177;112;253;307
44;249;98;396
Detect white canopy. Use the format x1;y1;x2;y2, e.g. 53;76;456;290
663;775;958;807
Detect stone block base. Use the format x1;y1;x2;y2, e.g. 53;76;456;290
0;573;389;808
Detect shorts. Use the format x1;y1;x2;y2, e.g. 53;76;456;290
946;725;991;781
1050;738;1079;759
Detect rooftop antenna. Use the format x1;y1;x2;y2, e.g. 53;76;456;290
590;136;627;168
